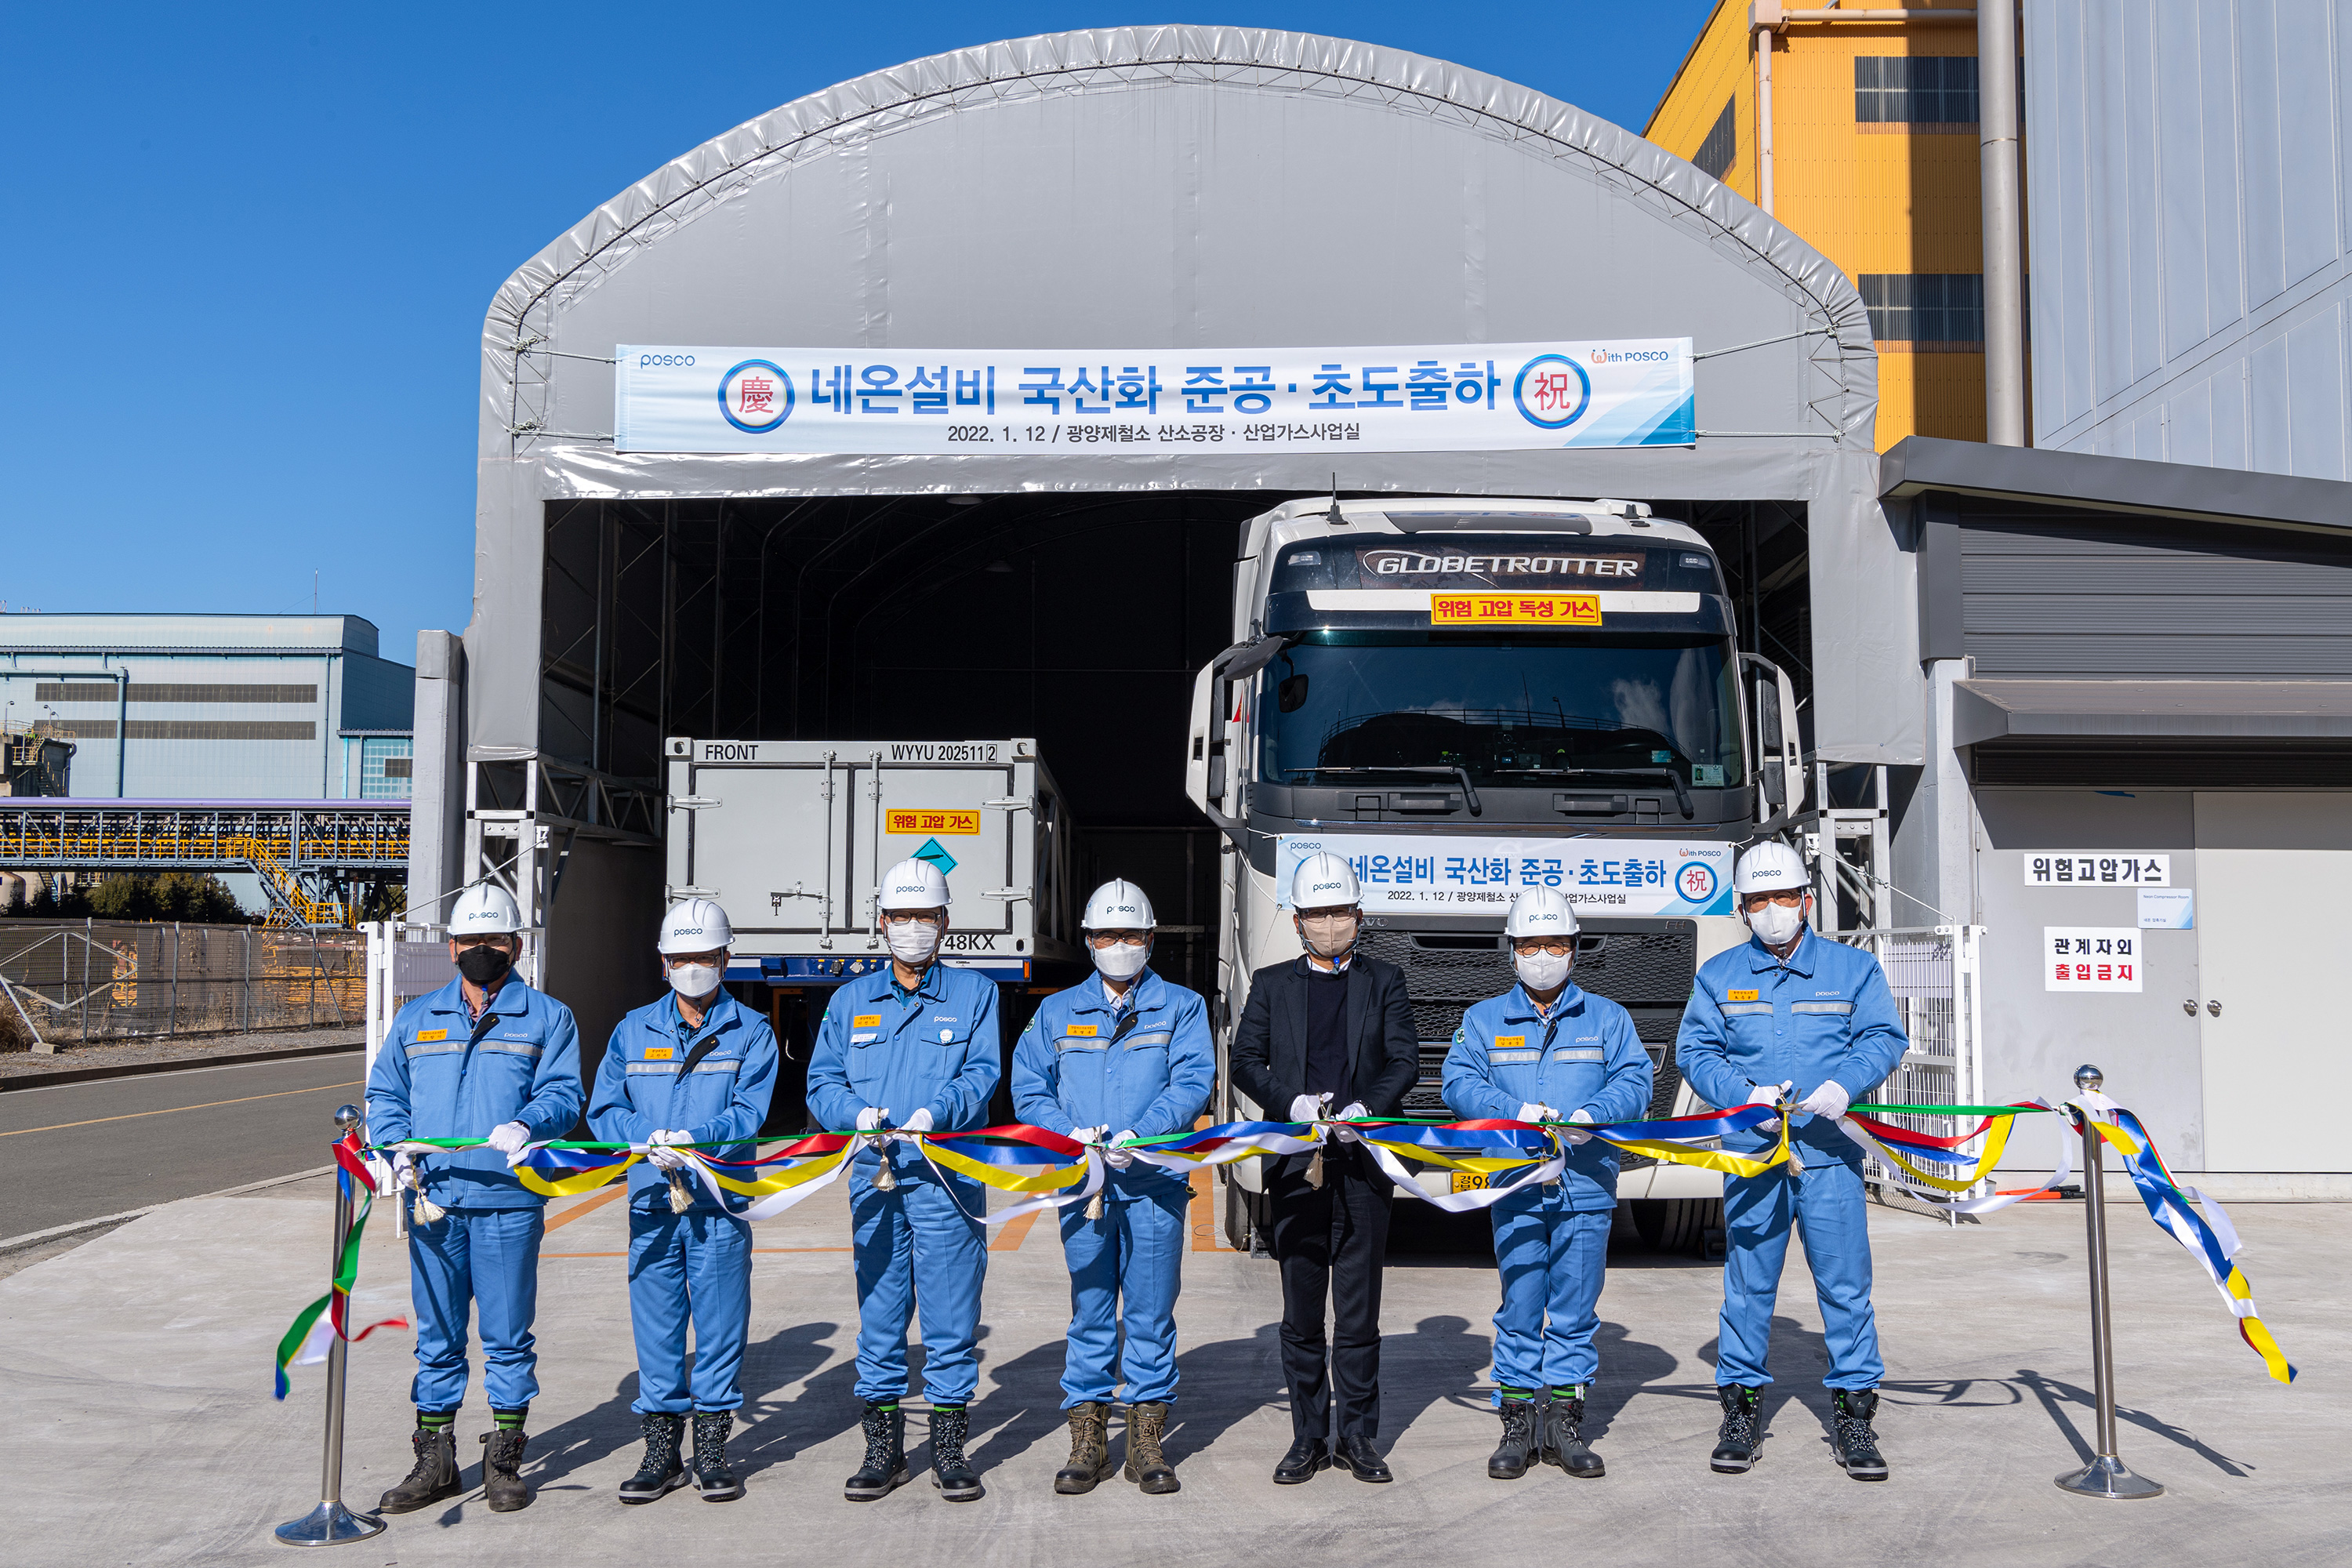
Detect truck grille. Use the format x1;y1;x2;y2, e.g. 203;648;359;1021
1371;926;1697;1149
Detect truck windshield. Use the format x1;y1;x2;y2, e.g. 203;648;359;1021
1258;631;1745;789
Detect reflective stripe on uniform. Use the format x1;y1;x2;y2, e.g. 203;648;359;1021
1790;1001;1854;1015
1719;1003;1774;1017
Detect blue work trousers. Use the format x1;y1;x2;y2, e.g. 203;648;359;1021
1717;1145;1883;1390
850;1168;987;1405
627;1200;753;1414
1058;1182;1189;1407
1487;1199;1611;1400
408;1206;545;1410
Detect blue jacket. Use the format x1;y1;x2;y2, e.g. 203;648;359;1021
806;962;1000;1176
366;975;584;1209
1011;970;1215;1194
1676;930;1907;1155
1443;982;1653;1211
587;989;780;1211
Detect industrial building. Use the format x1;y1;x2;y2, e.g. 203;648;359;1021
397;24;2347;1193
0;614;414;800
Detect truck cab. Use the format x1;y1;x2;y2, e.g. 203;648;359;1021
1185;496;1806;1248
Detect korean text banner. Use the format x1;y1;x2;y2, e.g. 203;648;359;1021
1276;835;1734;917
613;341;1696;456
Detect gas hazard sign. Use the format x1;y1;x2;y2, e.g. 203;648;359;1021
886;809;980;835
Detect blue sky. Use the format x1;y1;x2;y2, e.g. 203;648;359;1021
0;5;1713;666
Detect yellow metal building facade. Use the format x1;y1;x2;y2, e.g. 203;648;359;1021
1646;2;1998;448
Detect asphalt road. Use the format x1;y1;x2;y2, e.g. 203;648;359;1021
0;1052;367;1238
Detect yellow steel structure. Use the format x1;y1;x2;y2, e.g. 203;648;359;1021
1646;1;2004;448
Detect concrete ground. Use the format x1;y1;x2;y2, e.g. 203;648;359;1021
2;1168;2343;1568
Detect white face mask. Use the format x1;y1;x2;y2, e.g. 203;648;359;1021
1747;898;1807;947
886;920;942;966
1093;939;1152;982
1512;950;1573;993
667;964;723;1000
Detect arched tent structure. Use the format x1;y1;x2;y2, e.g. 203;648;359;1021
419;26;1914;1047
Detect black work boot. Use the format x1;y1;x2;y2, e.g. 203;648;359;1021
1711;1385;1763;1474
929;1405;984;1501
376;1421;459;1513
1054;1401;1113;1494
844;1403;908;1501
1830;1389;1888;1481
1123;1401;1179;1495
1543;1390;1604;1478
691;1411;744;1501
1487;1397;1537;1479
479;1427;532;1512
619;1413;688;1503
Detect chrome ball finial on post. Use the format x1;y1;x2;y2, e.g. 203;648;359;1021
333;1103;364;1134
2072;1064;2103;1095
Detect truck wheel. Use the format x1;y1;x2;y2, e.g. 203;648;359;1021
1631;1198;1724;1255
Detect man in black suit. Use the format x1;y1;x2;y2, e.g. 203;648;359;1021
1231;851;1419;1485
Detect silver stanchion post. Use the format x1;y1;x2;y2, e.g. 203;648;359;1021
275;1105;390;1545
2053;1064;2164;1501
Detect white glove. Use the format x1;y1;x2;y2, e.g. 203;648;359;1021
646;1129;691;1171
1517;1102;1560;1124
485;1121;531;1162
1288;1094;1328;1123
901;1107;935;1134
1073;1125;1109;1145
855;1107;887;1131
1745;1081;1791;1107
1104;1130;1138;1170
1337;1102;1368;1123
391;1151;419;1190
1563;1107;1595;1145
1797;1080;1851;1120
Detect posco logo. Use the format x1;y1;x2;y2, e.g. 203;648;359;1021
719;359;793;434
1513;353;1592;430
640;352;698;368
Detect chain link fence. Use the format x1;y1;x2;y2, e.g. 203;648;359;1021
0;920;365;1049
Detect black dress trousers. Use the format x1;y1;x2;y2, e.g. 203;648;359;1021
1266;1142;1393;1444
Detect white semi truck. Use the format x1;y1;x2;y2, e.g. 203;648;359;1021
1184;496;1807;1251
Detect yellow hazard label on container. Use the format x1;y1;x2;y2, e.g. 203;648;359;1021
1430;593;1601;627
415;1029;448;1042
1727;989;1759;1002
1066;1025;1099;1037
886;809;982;835
644;1047;673;1060
851;1014;882;1028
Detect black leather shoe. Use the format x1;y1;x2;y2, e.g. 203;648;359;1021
1272;1438;1330;1484
1336;1436;1392;1483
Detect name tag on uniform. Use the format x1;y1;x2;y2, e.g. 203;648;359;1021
1494;1035;1526;1047
1067;1025;1099;1037
415;1029;448;1042
644;1047;673;1060
851;1014;881;1028
1727;990;1759;1002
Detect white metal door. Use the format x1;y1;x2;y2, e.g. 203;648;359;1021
681;757;848;942
848;761;1019;943
2194;793;2352;1173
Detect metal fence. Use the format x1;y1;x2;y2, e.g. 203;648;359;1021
1828;924;1987;1218
363;922;458;1079
0;920;365;1050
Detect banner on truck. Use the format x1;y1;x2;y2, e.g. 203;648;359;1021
1276;835;1734;918
614;340;1695;456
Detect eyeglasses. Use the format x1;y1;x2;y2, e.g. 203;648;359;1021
453;934;512;950
664;950;726;967
1742;890;1806;909
1511;938;1574;957
879;909;945;927
1087;931;1149;949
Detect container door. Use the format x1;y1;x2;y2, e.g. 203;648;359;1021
683;758;849;950
847;754;1020;953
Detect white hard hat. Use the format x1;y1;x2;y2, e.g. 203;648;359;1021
1734;840;1811;895
1083;879;1156;931
877;857;952;911
659;897;733;954
1287;851;1361;910
448;882;522;936
1505;886;1581;939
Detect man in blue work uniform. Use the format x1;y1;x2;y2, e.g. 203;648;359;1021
1675;840;1907;1481
1443;887;1652;1482
806;857;1001;1504
588;898;779;1505
367;882;583;1515
1011;879;1214;1497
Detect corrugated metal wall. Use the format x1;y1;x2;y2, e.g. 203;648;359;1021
1959;506;2352;677
2027;0;2352;476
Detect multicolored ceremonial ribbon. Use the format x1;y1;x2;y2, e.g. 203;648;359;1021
1835;1100;2063;1214
271;1132;408;1399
